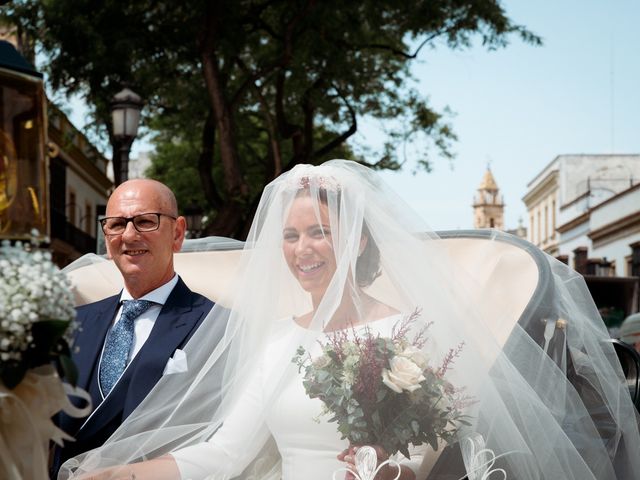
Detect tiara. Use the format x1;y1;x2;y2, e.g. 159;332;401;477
285;166;341;193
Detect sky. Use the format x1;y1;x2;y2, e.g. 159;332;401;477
372;0;640;231
62;0;640;232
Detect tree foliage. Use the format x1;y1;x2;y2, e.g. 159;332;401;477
3;0;540;238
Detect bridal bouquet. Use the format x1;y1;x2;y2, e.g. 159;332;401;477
0;236;88;479
293;310;470;458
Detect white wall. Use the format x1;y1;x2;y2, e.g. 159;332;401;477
589;187;640;275
65;168;109;237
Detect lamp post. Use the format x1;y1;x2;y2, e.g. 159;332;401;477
110;87;142;185
183;206;205;239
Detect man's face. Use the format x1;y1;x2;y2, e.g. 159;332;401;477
104;181;185;298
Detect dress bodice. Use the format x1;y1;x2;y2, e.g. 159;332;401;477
172;314;412;480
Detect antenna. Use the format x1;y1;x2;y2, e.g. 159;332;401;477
609;26;615;152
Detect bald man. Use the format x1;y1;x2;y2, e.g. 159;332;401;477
52;180;214;476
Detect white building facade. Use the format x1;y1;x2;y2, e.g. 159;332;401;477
523;154;640;274
48;104;113;265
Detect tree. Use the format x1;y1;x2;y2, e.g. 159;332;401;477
3;0;540;238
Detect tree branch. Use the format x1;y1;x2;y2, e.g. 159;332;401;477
236;57;283;177
198;108;223;209
312;84;357;160
333;23;459;60
275;0;316;139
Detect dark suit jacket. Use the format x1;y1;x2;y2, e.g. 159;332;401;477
51;276;213;477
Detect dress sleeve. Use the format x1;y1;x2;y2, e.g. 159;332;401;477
170;372;272;480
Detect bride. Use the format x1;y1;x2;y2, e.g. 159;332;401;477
62;160;640;480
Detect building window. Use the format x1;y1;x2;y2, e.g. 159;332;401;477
631;242;640;277
573;247;588;275
68;191;77;226
489;218;494;228
530;214;534;243
588;258;614;277
537;211;541;245
551;198;556;239
84;203;92;235
544;205;548;242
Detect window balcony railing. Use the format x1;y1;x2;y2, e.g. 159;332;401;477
50;209;97;254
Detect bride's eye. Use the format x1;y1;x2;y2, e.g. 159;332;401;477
310;226;330;238
283;231;299;242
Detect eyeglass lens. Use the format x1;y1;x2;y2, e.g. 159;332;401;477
102;214;160;234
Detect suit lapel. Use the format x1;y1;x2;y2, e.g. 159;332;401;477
74;295;120;395
124;278;201;415
76;278;203;440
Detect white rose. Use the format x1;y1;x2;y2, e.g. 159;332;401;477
382;355;426;393
400;345;429;370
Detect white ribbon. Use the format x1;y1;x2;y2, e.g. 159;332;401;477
332;445;402;480
0;365;92;479
459;434;515;480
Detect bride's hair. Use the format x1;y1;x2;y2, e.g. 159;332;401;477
355;222;381;287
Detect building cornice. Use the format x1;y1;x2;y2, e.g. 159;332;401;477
522;170;558;206
526;155;560;189
556;212;589;234
589;211;640;244
559;189;589;211
590;181;640;212
49;128;113;192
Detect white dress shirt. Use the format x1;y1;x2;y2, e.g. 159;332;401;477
113;274;180;362
91;274;180;408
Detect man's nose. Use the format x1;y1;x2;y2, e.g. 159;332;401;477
120;220;139;240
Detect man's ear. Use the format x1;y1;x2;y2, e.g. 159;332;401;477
173;216;187;252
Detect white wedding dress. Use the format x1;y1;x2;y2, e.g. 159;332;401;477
172;315;424;480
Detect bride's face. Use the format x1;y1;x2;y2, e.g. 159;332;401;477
282;195;337;302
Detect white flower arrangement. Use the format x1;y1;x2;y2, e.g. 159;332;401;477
0;234;77;389
0;235;90;479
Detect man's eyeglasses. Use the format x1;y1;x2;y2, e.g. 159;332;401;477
99;213;177;235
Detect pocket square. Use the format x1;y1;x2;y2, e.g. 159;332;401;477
163;348;188;375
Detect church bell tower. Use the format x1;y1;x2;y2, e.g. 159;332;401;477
473;167;504;229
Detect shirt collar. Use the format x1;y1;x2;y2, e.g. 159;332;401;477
120;274;180;306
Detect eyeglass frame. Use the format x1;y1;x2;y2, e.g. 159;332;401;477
98;212;178;235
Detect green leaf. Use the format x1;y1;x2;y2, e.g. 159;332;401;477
426;432;439;451
411;420;420;436
58;354;78;386
399;444;411;459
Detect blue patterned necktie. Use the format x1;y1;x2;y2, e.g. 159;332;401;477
99;299;155;395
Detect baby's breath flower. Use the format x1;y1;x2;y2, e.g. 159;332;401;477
0;241;76;365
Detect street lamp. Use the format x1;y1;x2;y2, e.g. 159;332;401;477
110;87;142;185
183;206;205;239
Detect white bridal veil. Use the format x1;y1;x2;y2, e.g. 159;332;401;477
60;160;640;479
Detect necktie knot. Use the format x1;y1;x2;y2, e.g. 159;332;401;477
99;299;156;395
121;299;155;323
